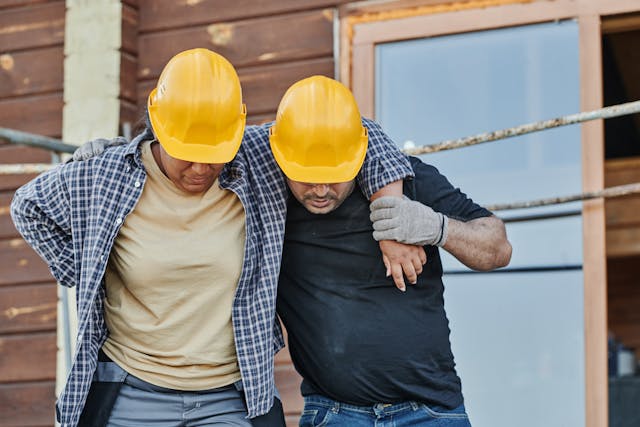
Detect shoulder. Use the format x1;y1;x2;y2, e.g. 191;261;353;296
408;156;442;177
237;123;273;162
62;141;133;181
243;123;271;144
361;117;385;135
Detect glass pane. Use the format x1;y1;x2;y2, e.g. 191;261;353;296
375;20;585;427
444;271;585;427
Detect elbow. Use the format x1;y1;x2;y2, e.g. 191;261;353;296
473;239;512;272
494;240;512;269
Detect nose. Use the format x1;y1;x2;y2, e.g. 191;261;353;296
191;163;213;174
312;184;330;197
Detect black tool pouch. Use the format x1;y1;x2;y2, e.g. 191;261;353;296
77;350;126;427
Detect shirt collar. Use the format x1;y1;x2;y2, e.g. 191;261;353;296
125;127;154;169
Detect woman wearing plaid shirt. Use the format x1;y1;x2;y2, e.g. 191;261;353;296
11;50;411;427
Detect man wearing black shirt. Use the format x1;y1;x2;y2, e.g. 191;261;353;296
271;77;511;426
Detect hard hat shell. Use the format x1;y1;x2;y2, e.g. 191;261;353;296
269;75;368;183
147;48;246;164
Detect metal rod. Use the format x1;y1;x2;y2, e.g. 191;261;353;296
487;182;640;211
0;163;57;174
0;127;77;154
404;100;640;155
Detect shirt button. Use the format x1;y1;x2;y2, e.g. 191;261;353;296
100;255;105;262
134;181;141;188
115;217;122;225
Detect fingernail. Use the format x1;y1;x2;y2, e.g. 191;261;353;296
386;270;390;277
411;281;417;285
400;286;406;292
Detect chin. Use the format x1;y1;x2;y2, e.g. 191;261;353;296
304;203;336;215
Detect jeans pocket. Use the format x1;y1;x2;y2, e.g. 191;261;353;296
420;403;469;419
299;405;332;427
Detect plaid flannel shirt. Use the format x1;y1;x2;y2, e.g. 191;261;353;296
11;119;412;426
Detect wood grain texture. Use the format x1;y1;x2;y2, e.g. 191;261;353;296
0;238;54;286
121;2;139;55
0;381;55;426
138;9;333;80
605;157;640;257
0;174;38;192
0;283;57;334
120;52;138;103
0;193;19;239
0;93;63;137
608;256;640;359
139;0;347;32
0;145;52;164
0;332;56;382
0;1;64;51
0;46;63;98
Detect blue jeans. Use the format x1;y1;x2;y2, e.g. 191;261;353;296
299;395;472;427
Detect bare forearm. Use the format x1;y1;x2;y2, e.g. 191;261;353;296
370;179;403;201
443;216;512;271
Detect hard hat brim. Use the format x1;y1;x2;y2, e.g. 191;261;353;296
270;134;368;184
152;117;245;164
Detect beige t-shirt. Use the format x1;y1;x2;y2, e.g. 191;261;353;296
102;141;246;390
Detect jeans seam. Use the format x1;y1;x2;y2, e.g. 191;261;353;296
420;404;468;419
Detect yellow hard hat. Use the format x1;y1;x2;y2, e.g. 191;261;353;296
269;75;368;183
147;48;246;163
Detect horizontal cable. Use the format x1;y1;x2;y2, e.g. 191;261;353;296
487;182;640;211
445;264;583;275
403;100;640;155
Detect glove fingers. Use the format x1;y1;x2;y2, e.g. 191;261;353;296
373;229;397;241
369;208;396;222
372;218;398;232
370;196;403;211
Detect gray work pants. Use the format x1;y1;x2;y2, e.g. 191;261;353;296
99;360;251;426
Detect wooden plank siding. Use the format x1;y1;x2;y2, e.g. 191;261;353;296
0;1;64;424
0;381;56;427
605;157;640;257
608;255;640;359
136;6;337;125
120;2;139;130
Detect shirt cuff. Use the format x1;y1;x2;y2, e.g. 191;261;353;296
357;151;414;199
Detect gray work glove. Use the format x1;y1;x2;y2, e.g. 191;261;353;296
72;136;129;162
370;196;449;247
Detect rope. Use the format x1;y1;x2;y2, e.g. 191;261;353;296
487;183;640;211
403;100;640;155
2;160;638;212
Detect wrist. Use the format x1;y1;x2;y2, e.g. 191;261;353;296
435;213;449;247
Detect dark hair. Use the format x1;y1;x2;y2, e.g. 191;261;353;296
133;107;152;135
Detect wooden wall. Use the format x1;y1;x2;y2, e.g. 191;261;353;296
0;1;64;425
606;157;640;359
135;1;344;126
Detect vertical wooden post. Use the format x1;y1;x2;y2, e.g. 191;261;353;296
579;13;608;427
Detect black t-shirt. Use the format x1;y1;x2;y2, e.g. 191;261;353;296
276;156;491;409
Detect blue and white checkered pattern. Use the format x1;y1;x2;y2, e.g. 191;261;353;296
11;119;412;426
